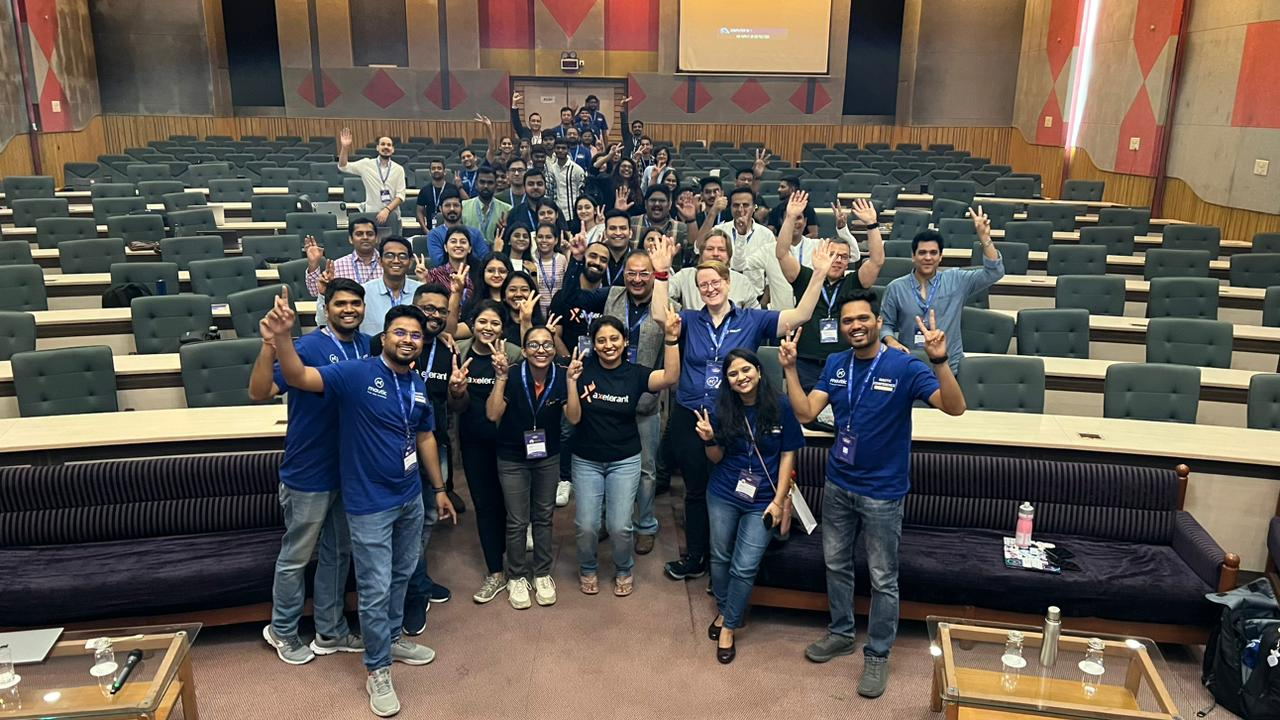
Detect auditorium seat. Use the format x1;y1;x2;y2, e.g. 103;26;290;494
960;307;1014;354
1103;362;1199;423
1079;226;1135;256
63;162;103;188
0;311;36;361
242;235;301;268
870;183;900;211
939;218;977;249
1163;224;1222;257
1027;203;1083;232
994;176;1036;198
107;214;165;243
180;338;262;408
126;164;171;183
930;198;969;226
10;197;68;227
227;284;298;339
1253;233;1280;254
131;294;215;354
1047;245;1107;276
58;238;126;274
1061;179;1104;202
1266;288;1280;328
92;196;146;225
0;265;47;311
875;257;915;286
168;208;219;236
1055;275;1125;316
249;195;299;222
883;240;911;258
1098;208;1152;236
1229;253;1280;289
931;180;975;207
1247;375;1280;430
1143;248;1211;280
0;240;33;266
1146;317;1233;369
309;163;343;187
162;191;208;212
208;178;254;203
275;258;315;300
1146;277;1219;320
2;175;55;202
970;241;1028;275
137;180;185;205
160;236;224;270
188;257;258;303
35;217;97;249
90;182;138;200
343;176;366;204
1002;221;1052;252
110;262;180;298
287;179;329;199
184;162;235;188
957;356;1045;413
888;209;930;243
285;212;338;238
11;346;118;417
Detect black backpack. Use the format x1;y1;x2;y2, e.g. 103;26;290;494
1202;577;1280;718
101;282;152;308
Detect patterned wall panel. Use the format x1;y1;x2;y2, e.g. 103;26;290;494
16;0;99;132
0;2;27;150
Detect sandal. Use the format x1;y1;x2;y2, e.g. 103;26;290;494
614;575;634;597
579;574;599;595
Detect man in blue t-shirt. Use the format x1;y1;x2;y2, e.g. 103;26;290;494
780;288;965;700
267;294;455;719
249;277;370;667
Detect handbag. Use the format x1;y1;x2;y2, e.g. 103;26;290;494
746;421;817;536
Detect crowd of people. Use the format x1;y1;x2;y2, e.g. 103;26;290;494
254;114;1003;717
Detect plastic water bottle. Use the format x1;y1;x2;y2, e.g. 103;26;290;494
1079;637;1106;697
1016;501;1035;548
155;278;167;296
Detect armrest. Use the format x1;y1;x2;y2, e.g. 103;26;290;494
1171;510;1238;591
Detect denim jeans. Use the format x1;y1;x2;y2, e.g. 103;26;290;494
572;453;641;577
707;494;772;630
497;455;559;578
271;483;351;640
634;411;661;537
406;452;446;613
347;494;425;671
821;481;904;659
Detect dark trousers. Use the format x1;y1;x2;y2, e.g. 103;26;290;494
668;404;711;562
460;439;506;575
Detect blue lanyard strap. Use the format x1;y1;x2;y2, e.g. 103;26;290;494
381;356;415;444
706;314;732;360
915;275;941;313
537;255;559;293
323;327;365;361
820;280;841;317
425;338;440;379
377;160;392;187
625;301;649;342
845;347;885;431
521;362;556;429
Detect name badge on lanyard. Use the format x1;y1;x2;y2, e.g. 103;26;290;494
521;362;555;459
704;316;732;390
735;470;760;501
819;282;840;344
378;161;394;207
523;430;547;459
576;335;592;358
833;348;884;467
384;358;418;474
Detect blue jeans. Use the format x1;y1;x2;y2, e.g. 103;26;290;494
406;452;446;613
821;481;904;659
572;453;641;577
271;483;351;640
634;412;660;536
347;494;425;671
708;494;772;630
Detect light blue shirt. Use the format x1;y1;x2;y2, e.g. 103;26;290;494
359;276;423;337
426;224;489;267
878;254;1005;371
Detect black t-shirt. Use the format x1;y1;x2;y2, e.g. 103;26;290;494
573;359;651;462
767;202;817;234
458;348;500;442
789;266;866;360
495;362;569;461
550;262;607;354
416;183;448;226
414;336;453;445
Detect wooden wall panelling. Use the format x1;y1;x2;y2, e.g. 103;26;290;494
1008;129;1065;197
37;116;106;185
0;135;34;178
1163;178;1280;244
1065;147;1156;209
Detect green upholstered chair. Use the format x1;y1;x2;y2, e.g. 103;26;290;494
179;338;263;408
110;261;180;298
1061;180;1103;202
1229;253;1280;289
1145;317;1233;369
1047;245;1107;276
131;294;215;354
10;197;68;227
188;256;259;303
971;241;1028;275
1027;203;1084;232
58;238;126;274
1015;308;1089;358
2;175;55;201
1247;374;1280;430
35;217;97;249
0;311;36;361
1146;277;1219;320
1162;224;1221;257
1097;207;1151;236
960;307;1015;354
1078;226;1134;256
11;346;118;417
0;265;47;311
106;213;165;243
958;355;1045;413
1103;362;1199;423
160;236;224;270
1002;221;1053;253
1144;248;1210;280
0;241;33;266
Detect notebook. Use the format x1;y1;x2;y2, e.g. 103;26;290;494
1002;537;1061;574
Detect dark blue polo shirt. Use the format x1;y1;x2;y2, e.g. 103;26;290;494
675;304;779;410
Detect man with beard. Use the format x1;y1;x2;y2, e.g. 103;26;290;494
579;94;609;136
338;128;405;235
501;158;526;209
251;278;370;666
358;237;424;337
780;289;964;699
714;187;792;309
455;148;480;200
461;166;510;247
305;217;380;298
402;283;463;637
509;92;542;141
565;126;592;171
269;295;455;718
631;186;688;266
506;168;549;229
734;166;771;225
619;95;641;157
425;187;487;267
548;137;587;218
414;159;449;232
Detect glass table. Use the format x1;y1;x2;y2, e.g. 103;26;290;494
0;623;200;720
927;616;1180;720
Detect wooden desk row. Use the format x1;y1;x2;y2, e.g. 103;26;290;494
28;300;318;339
933;248;1233;279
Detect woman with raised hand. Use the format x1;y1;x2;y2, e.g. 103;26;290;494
564;312;681;597
570;195;605;245
495;223;538;275
448;300;523;605
424;227;474;300
450;253;513;338
697;348;804;664
485;324;568;610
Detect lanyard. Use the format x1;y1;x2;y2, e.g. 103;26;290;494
795;241;810;267
521;362;556;429
381;356;414;445
605;255;625;285
477;201;496;239
537;254;559;294
844;347;885;431
352;254;377;284
915;275;941;314
322;327;365;361
705;314;732;361
625;300;649;343
820;280;841;318
430;184;443;208
424;338;440;381
526;206;536;229
507;189;518;206
734;225;753;252
385;282;407;307
743;413;762;473
377;159;392;188
461;170;477;194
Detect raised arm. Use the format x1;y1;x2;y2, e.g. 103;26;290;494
968;205;1005;289
477;113;498;163
444;263;468;336
848;199;884;288
266;289;324;393
693;408;723;464
248;339;281;401
648;235;676;326
778;327;829;423
775;190;809;283
337;128;353;169
648;302;682;391
777;240;835;335
447;354;472;412
917;310;966;416
510;93;530;139
485;343;511;422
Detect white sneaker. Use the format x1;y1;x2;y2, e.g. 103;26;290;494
508;577;532;610
555;481;572;507
526;525;534;551
534;575;557;606
367;667;400;717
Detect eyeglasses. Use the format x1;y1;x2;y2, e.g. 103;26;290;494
419;305;446;317
524;341;555;351
697;279;724;292
382;252;410;261
624;271;653;280
388;328;423;341
832;254;852;262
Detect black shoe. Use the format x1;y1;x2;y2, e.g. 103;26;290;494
447;491;467;514
717;635;736;664
402;593;429;636
664;555;707;581
708;618;722;641
428;583;452;603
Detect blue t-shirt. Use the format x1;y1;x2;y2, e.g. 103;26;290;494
815;348;939;500
317;356;436;515
675;304;780;410
707;395;806;511
273;329;371;492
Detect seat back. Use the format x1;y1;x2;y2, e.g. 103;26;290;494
11;197;69;227
1229;253;1280;289
938;218;978;249
1253;233;1280;254
187;256;259;303
90;182;138;200
971;241;1028;275
1047;244;1107;276
0;265;48;311
960;307;1015;354
929;197;969;226
0;240;33;266
11;346;119;417
1247;374;1280;430
159;235;224;270
980;201;1020;230
285;211;338;237
1162;224;1221;256
958;356;1045;413
287;179;330;199
275;258;316;300
1103;362;1199;423
882;240;912;258
994;176;1036;198
1146;277;1219;320
106;213;165;243
888;208;930;243
126;163;171;183
249;194;300;222
1143;248;1210;280
184;163;234;187
260;167;300;186
162;191;208;212
227;284;299;338
0;311;37;360
839;172;882;193
35;217;98;249
2;175;55;201
168;208;220;236
1055;274;1125;316
310;163;343;187
137;180;185;205
241;235;302;268
1078;225;1134;256
58;238;127;274
179;338;263;408
1002;220;1053;252
1015;308;1089;358
876;257;915;286
110;261;180;298
1098;207;1151;235
208;178;254;202
1267;287;1280;328
1145;317;1233;369
1027;203;1084;232
93;196;146;225
130;294;215;354
1061;179;1104;202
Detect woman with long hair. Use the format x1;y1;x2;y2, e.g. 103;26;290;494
642;147;675;193
451;253;513;338
496;223;538;275
501;269;562;350
611;158;644;217
695;348;804;664
532;221;567;317
425;226;474;301
533;197;568;237
570;195;605;245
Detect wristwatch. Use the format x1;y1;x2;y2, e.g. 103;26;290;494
929;355;948;365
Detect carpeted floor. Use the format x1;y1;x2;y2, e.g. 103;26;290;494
186;480;1220;719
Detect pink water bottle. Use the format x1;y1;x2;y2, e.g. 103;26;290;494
1015;502;1034;548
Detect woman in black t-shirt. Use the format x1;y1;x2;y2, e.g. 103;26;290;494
565;314;681;597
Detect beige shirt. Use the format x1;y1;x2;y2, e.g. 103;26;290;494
340;157;406;214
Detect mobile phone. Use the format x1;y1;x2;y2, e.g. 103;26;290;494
762;512;776;530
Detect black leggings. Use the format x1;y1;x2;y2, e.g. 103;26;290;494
668;404;711;562
460;439;506;575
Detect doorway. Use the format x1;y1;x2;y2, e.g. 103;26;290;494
512;79;627;144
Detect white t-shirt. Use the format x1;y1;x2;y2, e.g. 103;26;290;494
713;219;794;310
340;157;406;214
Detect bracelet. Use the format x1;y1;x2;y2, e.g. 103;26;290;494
929;355;948;365
664;338;679;346
653;271;669;281
703;438;717;447
433;486;447;493
864;222;879;231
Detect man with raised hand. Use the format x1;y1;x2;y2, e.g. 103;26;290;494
547;136;587;218
713;187;792;310
305;217;381;299
338;128;405;235
509;92;542;141
425;188;488;267
269;291;454;718
879;206;1004;372
781;292;964;700
250;278;370;667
